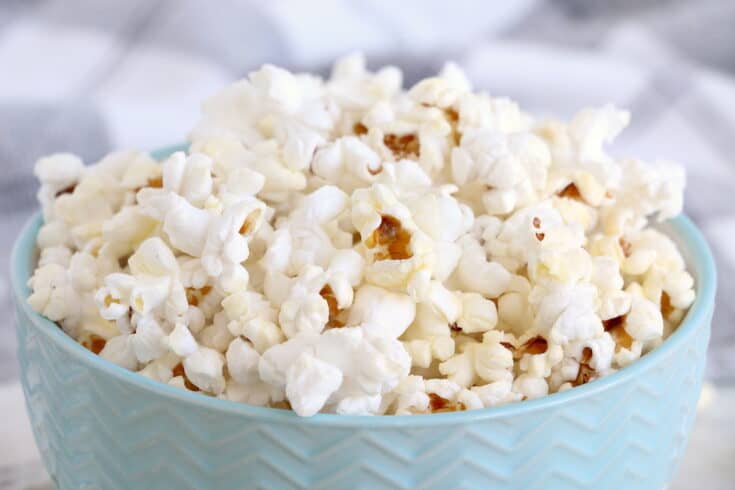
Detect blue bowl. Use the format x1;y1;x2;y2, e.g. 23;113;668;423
11;146;717;490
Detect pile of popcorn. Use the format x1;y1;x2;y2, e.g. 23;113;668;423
27;55;695;416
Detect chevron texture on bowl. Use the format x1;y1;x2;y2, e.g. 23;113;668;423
11;145;717;490
15;306;710;490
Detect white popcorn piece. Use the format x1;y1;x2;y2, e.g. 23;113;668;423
137;352;179;384
439;331;515;388
457;389;484;411
286;351;344;416
221;379;275;407
471;380;521;408
518;341;564;379
456;236;515;298
334;394;383;415
38;246;72;268
167;323;198;357
279;293;329;339
37;221;73;250
68;252;98;292
226;338;261;385
567;333;616;372
260;327;410;413
137;191;211;257
34;153;85;220
393;375;430;415
311;137;382;192
452;129;551;215
183;346;226;394
99;335;138;370
401;288;458;364
530;280;604;345
199;312;235;353
625;295;664;342
130;316;168;363
512;374;549;400
456;292;498;333
27;263;80;324
425;379;462;401
351;184;436;299
348;284;416;339
161;152;213;207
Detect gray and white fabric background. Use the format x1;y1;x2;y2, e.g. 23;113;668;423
1;1;735;488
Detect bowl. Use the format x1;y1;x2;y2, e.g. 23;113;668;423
11;146;716;490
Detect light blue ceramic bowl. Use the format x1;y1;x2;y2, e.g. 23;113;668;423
11;146;716;490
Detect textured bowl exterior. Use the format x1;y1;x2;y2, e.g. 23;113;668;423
12;150;716;489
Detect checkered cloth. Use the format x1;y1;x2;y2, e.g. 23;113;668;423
1;1;734;488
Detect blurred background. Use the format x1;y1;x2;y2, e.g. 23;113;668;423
1;0;734;488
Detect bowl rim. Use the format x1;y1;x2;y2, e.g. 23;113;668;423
11;146;717;428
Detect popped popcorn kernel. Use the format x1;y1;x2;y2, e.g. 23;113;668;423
517;335;548;357
428;392;464;413
55;183;77;197
573;362;596;387
557;183;582;201
146;176;163;189
603;315;634;350
239;209;262;235
660;291;674;318
319;285;345;328
383;133;420;160
26;54;696;416
186;285;212;307
171;363;200;392
353;122;368;135
81;334;107;355
367;214;413;261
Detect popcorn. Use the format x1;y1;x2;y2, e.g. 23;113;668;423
472;380;521;408
625;295;664;342
455;292;498;333
517;337;564;378
348;284;415;339
130;316;168;363
161;152;213;207
34;153;85;220
328;53;401;111
512;374;549;400
28;55;696;416
286;352;344;417
393;375;430;415
28;263;79;323
451;129;551;215
311;137;382;192
530;280;603;345
137;191;211;257
566;333;616;372
183;346;226;394
351;183;436;298
138;352;179;384
99;335;138;370
260;327;409;415
438;333;515;388
456;236;515;298
225;338;262;385
279;292;329;338
199;312;235;352
167;323;198;357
